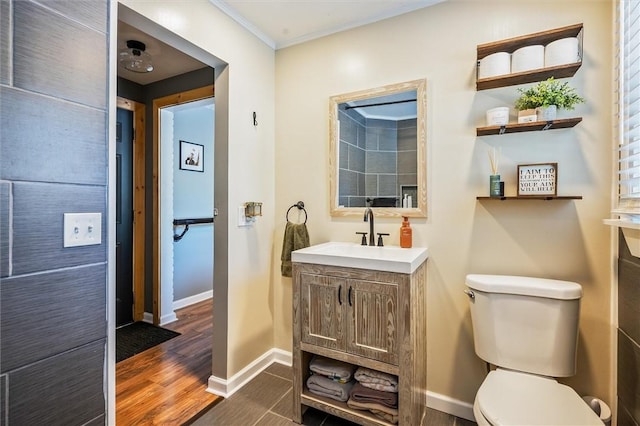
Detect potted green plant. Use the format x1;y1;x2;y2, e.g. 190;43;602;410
514;77;585;122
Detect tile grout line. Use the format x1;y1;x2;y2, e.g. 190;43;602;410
251;382;294;426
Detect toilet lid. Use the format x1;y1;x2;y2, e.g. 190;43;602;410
477;370;603;426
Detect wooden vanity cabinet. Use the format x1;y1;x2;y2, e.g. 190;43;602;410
292;261;427;426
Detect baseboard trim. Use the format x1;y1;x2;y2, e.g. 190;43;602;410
207;348;292;398
159;312;177;326
427;390;475;422
140;291;212;326
173;290;213;311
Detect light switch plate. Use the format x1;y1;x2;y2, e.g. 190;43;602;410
238;206;252;227
64;213;102;247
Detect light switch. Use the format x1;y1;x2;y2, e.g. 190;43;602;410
238;206;252;227
64;213;102;247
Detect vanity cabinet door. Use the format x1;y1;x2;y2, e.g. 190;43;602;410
300;272;346;351
346;279;399;365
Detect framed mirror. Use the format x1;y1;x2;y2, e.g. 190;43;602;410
329;79;427;218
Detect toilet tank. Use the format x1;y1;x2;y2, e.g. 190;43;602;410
465;274;582;377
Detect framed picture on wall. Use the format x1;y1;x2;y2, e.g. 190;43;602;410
179;140;204;172
517;163;557;196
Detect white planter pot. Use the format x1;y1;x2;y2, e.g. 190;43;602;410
536;105;557;121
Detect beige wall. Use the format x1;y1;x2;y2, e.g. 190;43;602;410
121;0;277;378
273;0;614;407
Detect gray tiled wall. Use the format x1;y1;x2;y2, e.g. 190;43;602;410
338;109;366;207
0;0;108;424
397;119;417;201
618;231;640;425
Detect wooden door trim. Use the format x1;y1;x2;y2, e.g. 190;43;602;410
116;97;146;322
152;85;214;325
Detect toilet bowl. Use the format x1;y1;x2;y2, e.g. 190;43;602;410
465;274;605;426
473;369;603;425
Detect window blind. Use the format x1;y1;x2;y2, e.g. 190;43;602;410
618;0;640;215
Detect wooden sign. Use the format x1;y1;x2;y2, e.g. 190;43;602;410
517;163;557;196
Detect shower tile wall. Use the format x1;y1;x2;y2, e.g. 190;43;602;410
338;108;367;207
397;118;418;207
366;118;397;204
618;231;640;426
339;109;413;208
0;0;109;424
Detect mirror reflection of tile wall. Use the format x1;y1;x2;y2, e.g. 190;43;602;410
338;107;417;208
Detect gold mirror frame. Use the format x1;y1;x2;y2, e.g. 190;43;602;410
329;79;427;218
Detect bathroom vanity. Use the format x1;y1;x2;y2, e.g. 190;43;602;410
291;242;428;425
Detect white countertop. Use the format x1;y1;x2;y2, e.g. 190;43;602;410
291;241;429;274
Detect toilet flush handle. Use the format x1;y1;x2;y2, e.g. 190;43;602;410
463;289;475;300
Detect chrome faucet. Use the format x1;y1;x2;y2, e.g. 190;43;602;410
363;207;375;246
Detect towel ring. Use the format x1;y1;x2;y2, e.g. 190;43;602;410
286;201;307;224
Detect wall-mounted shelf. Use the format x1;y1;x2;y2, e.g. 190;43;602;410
477;196;583;201
477;117;582;136
476;23;583;90
477;63;582;90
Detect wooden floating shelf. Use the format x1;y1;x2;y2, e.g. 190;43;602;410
476;62;582;90
477;117;582;136
477;23;583;59
476;23;583;90
477;196;583;201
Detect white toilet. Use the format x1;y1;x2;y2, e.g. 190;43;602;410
465;274;604;426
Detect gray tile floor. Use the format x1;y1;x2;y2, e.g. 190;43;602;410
190;363;477;426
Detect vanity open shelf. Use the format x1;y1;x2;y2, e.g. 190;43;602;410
476;23;583;90
476;117;582;136
477;195;583;201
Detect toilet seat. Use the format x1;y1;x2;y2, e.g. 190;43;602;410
476;369;603;425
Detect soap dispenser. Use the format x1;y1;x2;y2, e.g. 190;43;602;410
400;216;412;248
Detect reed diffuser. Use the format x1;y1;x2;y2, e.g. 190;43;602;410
488;147;502;197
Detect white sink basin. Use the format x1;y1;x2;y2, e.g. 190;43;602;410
291;242;428;274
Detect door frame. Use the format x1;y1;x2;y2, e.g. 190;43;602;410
152;85;215;325
116;97;146;322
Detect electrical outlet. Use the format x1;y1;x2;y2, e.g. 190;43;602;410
64;213;102;247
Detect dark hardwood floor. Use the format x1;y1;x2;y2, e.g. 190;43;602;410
116;300;221;425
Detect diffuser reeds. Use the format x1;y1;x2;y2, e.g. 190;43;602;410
488;147;500;175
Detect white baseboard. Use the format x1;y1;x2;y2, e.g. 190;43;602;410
205;347;474;422
142;289;212;327
207;348;292;398
143;310;178;326
427;390;475;422
173;290;213;311
159;312;177;326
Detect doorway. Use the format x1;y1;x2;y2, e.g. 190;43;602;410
114;6;231;422
114;3;229;422
153;87;215;325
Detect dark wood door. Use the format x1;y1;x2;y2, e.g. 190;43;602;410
116;108;134;326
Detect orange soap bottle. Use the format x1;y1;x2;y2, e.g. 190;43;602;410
400;216;412;248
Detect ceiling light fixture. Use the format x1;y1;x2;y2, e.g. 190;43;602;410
119;40;154;73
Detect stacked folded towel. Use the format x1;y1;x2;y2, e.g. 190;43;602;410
354;367;399;392
309;355;356;383
307;374;354;402
306;356;356;402
347;367;399;424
